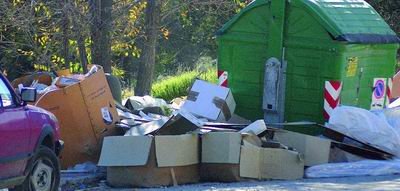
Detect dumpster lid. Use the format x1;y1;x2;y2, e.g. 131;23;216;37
302;0;399;44
217;0;399;44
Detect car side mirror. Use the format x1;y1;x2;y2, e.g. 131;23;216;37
21;87;37;103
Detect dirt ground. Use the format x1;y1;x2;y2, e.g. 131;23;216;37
80;175;400;191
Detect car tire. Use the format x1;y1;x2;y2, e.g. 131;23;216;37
11;146;60;191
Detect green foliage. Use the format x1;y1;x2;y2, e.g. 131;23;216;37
151;67;217;101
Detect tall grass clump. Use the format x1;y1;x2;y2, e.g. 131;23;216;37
151;68;217;101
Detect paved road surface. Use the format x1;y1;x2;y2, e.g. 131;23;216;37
82;175;400;191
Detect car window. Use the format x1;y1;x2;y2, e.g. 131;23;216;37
0;78;13;107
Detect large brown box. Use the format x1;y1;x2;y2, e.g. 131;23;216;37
34;67;119;168
99;134;200;188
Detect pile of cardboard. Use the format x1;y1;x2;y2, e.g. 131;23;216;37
97;80;340;188
79;79;393;188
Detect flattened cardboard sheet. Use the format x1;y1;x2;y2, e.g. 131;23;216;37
124;118;168;136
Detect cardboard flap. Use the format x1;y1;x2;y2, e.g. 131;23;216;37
212;97;232;120
202;132;241;164
155;134;199;167
98;136;152;166
187;91;200;101
239;144;261;179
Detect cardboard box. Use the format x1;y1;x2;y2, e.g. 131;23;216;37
182;80;236;121
98;134;200;188
35;66;119;168
201;132;304;182
273;129;331;166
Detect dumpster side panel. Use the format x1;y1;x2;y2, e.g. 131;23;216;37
339;44;398;108
217;4;270;120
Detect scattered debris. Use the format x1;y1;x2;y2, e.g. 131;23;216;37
97;78;400;188
61;162;105;191
124;95;168;111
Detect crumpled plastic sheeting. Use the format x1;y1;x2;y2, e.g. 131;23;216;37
377;107;400;129
123;95;168;110
306;160;400;178
328;106;400;157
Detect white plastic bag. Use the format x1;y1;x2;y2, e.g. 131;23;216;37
328;106;400;157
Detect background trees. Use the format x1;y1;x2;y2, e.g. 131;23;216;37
0;0;398;94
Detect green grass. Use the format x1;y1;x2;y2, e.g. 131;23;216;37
151;68;217;101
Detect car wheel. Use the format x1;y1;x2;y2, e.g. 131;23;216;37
11;146;60;191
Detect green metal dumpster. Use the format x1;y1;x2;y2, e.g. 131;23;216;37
217;0;400;134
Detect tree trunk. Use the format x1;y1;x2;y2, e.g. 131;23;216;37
135;0;160;96
77;35;89;73
89;0;112;73
61;0;70;69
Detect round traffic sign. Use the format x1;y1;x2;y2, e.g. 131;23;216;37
374;80;385;99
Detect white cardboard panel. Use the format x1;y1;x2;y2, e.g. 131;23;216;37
239;120;267;135
98;136;152;166
155;134;199;167
201;132;241;164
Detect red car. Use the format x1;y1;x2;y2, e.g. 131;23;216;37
0;73;63;191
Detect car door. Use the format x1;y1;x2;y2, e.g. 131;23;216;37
0;75;30;179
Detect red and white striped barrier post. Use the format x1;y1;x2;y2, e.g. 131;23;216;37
218;70;228;87
323;81;343;120
386;78;393;107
